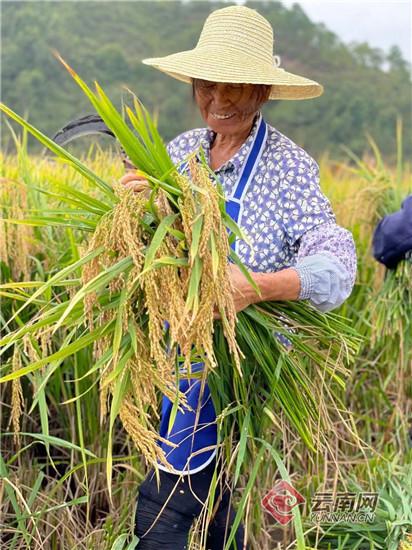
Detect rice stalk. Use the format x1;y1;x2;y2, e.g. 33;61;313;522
1;55;362;547
0;59;246;487
0;178;38;280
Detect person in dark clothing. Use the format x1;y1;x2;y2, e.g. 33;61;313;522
372;194;412;269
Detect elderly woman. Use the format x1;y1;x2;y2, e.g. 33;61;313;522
120;5;356;549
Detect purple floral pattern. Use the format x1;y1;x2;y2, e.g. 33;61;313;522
166;111;357;301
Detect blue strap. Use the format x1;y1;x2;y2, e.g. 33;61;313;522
226;115;267;250
232;115;267;203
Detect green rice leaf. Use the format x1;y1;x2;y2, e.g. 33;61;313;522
209;232;219;279
113;285;128;359
234;409;250;485
3;245;105;331
107;367;131;501
190;214;203;264
186;256;203;314
151;256;189;269
1;432;97;457
223;445;265;550
0;320;113;384
0;102;114;198
51;256;134;334
143;213;179;270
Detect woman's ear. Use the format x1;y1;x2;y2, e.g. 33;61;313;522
265;84;272;102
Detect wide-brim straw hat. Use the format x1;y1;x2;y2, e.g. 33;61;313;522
142;5;323;101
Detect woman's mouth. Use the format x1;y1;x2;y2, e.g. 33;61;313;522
210;112;236;120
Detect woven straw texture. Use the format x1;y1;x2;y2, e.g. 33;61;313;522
142;5;323;101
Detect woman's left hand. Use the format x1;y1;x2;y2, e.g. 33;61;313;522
213;264;258;320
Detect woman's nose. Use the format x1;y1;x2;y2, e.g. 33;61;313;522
212;84;232;104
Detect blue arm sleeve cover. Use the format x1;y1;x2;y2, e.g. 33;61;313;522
290;222;357;312
291;253;354;312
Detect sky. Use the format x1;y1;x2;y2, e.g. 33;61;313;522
280;0;412;63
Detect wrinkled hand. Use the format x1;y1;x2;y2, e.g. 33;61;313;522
118;170;151;198
213;264;259;320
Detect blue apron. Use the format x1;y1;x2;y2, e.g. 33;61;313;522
157;115;268;474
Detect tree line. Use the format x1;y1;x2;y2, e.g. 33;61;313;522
2;1;411;162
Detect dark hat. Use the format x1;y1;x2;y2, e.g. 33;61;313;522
372;194;412;269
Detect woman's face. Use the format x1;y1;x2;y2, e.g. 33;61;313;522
193;79;271;136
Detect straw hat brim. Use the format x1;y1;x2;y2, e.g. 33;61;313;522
142;47;323;100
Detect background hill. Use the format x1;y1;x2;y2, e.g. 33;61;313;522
1;0;411;161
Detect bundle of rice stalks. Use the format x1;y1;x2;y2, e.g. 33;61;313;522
0;55;360;523
0;60;245;486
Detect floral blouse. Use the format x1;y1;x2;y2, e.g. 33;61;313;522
166;111;357;312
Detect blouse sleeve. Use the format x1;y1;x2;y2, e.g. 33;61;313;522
290;222;357;312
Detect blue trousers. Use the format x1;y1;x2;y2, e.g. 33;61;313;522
134;457;248;549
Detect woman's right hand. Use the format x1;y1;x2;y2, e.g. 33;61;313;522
118;170;151;197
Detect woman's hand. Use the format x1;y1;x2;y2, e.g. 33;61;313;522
227;263;258;312
213;264;302;320
118;170;151;198
214;264;259;320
